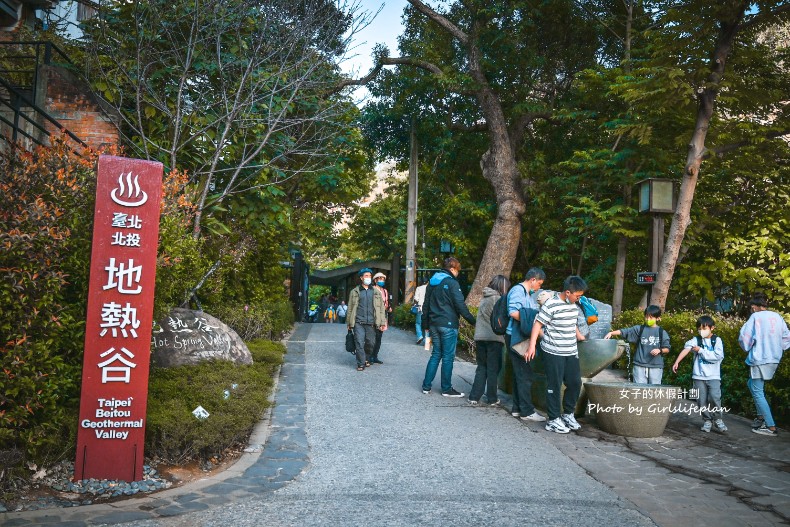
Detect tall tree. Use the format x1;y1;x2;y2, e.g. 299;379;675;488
344;0;601;303
641;1;790;307
81;0;370;238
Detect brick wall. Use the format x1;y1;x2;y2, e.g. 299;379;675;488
41;64;120;150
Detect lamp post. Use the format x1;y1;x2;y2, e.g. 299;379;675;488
636;178;676;305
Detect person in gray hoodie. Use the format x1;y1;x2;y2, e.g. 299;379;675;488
468;275;511;406
739;292;790;436
605;305;671;384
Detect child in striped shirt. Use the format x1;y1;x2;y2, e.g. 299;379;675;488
525;275;588;434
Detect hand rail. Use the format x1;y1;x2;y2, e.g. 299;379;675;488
0;75;87;148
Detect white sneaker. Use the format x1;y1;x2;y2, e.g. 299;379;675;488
468;399;479;406
561;413;581;431
701;420;712;433
520;412;547;422
545;417;570;434
511;411;521;418
714;419;728;432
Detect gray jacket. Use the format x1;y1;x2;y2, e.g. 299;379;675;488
474;287;505;343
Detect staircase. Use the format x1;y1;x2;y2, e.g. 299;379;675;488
0;40;85;150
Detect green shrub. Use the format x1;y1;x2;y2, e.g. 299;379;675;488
0;139;96;471
145;339;285;463
392;304;416;330
611;308;790;425
210;299;294;341
458;306;478;357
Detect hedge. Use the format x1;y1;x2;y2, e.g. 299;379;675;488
613;308;790;426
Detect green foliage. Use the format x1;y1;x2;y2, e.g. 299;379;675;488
0;140;97;467
210;301;294;342
392;304;416;330
145;339;285;463
612;308;790;425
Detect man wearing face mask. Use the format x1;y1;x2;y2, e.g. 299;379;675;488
347;268;387;371
421;257;476;397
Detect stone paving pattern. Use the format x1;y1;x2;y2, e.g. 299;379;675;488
2;322;788;526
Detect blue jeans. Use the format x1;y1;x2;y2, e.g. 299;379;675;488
422;326;458;393
415;311;423;340
748;377;775;427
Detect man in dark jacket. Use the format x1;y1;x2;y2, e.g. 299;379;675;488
421;257;476;397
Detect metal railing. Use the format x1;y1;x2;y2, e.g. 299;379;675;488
0;41;84;149
0;41;74;104
0;75;86;148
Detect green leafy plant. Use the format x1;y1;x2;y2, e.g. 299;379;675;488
145;339;285;463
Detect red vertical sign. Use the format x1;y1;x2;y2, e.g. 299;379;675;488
74;155;163;482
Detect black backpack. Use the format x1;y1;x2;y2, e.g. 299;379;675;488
490;284;525;335
695;335;718;349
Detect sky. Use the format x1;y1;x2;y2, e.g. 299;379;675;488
341;0;409;103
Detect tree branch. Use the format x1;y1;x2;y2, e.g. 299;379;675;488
739;3;790;31
337;56;444;89
407;0;469;45
707;128;790;158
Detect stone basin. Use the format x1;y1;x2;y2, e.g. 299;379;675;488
584;381;679;437
527;340;627;415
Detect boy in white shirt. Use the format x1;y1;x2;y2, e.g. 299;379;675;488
672;315;726;433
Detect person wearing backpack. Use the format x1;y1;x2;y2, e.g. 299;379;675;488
468;275;511;406
421;257;476;397
505;267;547;422
672;315;726;433
605;305;671;384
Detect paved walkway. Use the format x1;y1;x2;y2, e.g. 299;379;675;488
3;323;789;526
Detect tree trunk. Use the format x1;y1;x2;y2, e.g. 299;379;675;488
465;45;525;305
650;8;745;308
612;235;627;315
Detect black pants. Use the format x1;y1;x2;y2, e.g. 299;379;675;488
353;323;376;366
543;352;581;420
506;333;537;416
372;328;383;360
469;340;504;403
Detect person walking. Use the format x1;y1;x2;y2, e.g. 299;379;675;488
739;292;790;436
370;272;390;364
414;281;428;345
421;257;476;397
347;268;387;371
468;275;510;406
336;300;348;324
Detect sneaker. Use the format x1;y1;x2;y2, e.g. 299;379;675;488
468;399;479;406
488;399;501;407
371;358;383;364
701;420;712;433
520;412;547;423
561;413;581;430
752;417;765;430
422;387;431;394
714;419;728;432
416;337;424;345
511;410;521;418
545;417;570;434
442;388;465;398
752;424;778;436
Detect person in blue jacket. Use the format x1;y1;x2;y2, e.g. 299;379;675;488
739;292;790;436
421;257;476;397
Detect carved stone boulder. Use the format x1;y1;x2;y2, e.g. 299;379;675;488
150;308;252;367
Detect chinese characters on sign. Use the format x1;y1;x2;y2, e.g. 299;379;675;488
75;156;163;482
